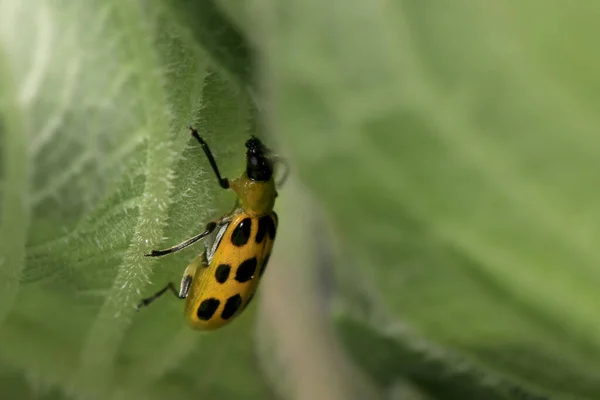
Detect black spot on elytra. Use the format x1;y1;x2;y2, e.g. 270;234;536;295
231;218;252;246
235;257;257;282
221;294;242;320
215;264;231;284
259;253;271;278
256;215;275;244
197;298;220;321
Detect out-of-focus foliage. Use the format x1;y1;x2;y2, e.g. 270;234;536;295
1;0;599;399
248;0;600;399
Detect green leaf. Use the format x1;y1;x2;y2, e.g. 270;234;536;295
6;0;600;399
255;0;600;399
165;0;254;90
0;0;271;398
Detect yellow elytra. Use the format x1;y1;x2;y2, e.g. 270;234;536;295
137;127;287;330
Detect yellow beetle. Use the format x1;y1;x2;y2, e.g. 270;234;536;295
137;127;287;330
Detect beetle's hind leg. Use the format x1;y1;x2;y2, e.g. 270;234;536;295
136;253;205;310
136;282;183;310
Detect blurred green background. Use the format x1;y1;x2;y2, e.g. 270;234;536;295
1;0;599;399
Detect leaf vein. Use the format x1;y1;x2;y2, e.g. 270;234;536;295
0;45;31;325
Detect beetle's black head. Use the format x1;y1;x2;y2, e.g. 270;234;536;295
245;136;273;182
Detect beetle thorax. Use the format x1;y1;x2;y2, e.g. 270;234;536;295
230;176;276;216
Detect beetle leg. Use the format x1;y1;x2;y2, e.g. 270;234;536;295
136;282;183;310
189;126;230;189
144;211;237;257
179;252;206;296
136;253;207;310
144;221;218;257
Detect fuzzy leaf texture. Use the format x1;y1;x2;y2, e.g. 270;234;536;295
0;0;268;399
